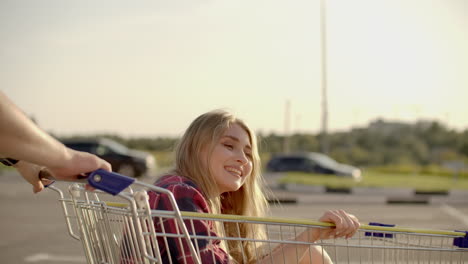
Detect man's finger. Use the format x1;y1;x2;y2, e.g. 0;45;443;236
33;181;44;194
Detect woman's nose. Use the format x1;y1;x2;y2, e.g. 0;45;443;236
236;151;248;164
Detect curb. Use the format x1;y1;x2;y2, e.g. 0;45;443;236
270;183;468;205
267;197;297;204
386;197;430;204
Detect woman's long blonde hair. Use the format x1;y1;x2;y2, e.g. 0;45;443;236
172;109;268;264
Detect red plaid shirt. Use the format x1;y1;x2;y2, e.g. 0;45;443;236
147;175;230;264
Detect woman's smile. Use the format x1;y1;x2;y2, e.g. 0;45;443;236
225;166;242;177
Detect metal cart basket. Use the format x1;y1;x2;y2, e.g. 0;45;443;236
48;170;468;264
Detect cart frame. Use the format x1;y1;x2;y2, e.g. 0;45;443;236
48;170;468;264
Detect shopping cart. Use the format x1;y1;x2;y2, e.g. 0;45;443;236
48;170;468;264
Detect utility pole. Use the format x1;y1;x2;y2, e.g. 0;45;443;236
283;100;291;154
320;0;329;154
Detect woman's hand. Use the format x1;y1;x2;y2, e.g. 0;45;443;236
310;210;360;241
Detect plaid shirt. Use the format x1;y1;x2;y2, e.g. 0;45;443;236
147;175;230;264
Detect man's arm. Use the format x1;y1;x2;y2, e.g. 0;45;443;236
0;91;69;167
0;91;111;192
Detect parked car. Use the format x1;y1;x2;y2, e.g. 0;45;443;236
266;152;362;181
62;138;156;178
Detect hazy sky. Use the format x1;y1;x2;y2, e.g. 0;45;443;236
1;0;467;137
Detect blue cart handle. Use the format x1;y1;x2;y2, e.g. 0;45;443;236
40;169;135;195
87;169;135;195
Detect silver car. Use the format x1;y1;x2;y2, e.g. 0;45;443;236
266;152;362;181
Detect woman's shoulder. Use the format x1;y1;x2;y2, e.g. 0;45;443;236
154;174;200;191
150;174;210;212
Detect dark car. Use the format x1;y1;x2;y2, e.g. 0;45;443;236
62;138;156;177
266;152;362;181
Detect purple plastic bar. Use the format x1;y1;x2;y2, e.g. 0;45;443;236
365;222;396;238
453;231;468;248
87;169;135;195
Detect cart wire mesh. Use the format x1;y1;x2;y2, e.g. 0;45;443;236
49;182;468;264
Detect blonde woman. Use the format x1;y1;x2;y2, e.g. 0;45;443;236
147;110;360;264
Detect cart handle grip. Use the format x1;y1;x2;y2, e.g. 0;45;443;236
40;169;135;195
87;169;135;195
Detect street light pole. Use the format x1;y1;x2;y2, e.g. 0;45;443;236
320;0;329;154
283;100;291;154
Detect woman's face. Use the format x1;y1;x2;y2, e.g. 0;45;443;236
207;123;253;194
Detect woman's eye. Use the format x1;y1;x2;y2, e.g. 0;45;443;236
223;143;233;150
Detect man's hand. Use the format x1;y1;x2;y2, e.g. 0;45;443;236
14;161;53;193
14;149;111;193
46;149;112;181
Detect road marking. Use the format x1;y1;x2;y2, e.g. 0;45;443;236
25;253;85;263
440;203;468;227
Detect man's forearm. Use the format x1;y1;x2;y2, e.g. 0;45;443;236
0;91;69;168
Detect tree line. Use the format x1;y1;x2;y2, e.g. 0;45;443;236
59;119;468;168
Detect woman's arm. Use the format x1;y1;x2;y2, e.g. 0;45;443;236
258;231;332;264
258;210;360;264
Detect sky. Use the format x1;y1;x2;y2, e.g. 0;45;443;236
1;0;467;137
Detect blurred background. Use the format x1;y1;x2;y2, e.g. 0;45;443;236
2;0;467;190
